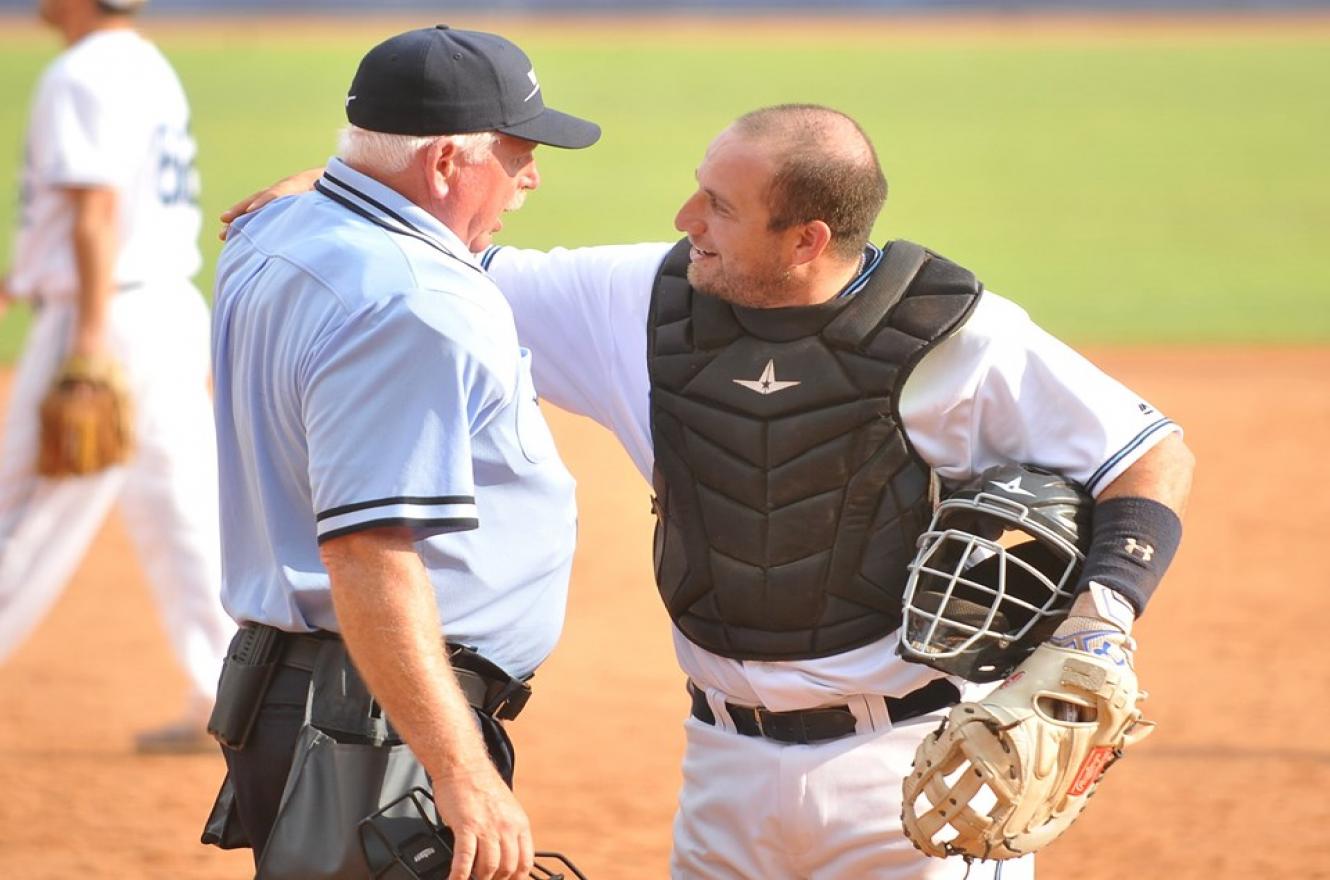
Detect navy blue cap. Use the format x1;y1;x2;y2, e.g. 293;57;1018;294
345;25;600;150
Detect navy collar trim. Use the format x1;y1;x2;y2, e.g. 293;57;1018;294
315;171;484;277
836;243;884;300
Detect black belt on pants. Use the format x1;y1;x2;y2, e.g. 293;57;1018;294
278;630;531;721
688;678;961;745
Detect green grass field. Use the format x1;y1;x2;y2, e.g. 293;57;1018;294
2;15;1328;363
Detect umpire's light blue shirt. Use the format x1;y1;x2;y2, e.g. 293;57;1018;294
211;158;577;678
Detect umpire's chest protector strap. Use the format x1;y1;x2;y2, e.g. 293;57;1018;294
645;238;983;661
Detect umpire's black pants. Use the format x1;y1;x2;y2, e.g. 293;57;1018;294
222;663;517;867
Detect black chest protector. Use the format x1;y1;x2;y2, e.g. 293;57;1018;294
648;238;982;660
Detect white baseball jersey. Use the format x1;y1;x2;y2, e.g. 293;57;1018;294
9;28;201;301
0;27;229;721
212;159;577;680
482;242;1182;708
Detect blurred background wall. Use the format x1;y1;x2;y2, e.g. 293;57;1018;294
2;0;1330;10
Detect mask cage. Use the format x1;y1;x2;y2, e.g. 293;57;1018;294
900;491;1084;680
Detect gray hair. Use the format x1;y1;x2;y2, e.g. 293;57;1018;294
336;126;499;175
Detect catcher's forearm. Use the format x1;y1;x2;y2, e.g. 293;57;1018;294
69;185;119;356
1097;432;1193;514
1079;433;1193;615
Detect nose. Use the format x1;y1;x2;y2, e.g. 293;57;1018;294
523;161;541;192
674;190;704;235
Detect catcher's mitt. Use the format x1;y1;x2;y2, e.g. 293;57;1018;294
37;354;135;477
901;631;1154;861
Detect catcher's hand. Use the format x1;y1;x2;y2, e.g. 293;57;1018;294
901;630;1154;861
37;354;135;477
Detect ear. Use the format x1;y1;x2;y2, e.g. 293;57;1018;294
424;136;460;197
789;219;833;268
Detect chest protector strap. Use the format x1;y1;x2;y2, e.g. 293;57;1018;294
648;238;981;660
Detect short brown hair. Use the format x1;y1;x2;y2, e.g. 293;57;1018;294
733;104;887;260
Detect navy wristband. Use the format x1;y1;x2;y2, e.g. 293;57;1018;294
1075;496;1183;616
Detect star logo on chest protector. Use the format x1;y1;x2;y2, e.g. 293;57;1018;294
733;359;801;395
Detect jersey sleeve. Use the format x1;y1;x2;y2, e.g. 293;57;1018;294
481;243;669;481
900;292;1181;495
38;74;123;187
301;293;506;544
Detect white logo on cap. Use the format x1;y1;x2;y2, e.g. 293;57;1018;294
346;95;356;107
524;69;541;102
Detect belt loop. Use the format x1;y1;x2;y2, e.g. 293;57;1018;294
702;686;737;735
847;696;885;734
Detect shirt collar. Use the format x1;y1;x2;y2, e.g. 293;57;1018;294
315;157;483;273
836;243;884;300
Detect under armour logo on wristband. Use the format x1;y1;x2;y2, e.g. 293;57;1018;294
1124;537;1155;562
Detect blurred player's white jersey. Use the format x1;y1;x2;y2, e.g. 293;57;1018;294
9;28;201;300
1;25;228;745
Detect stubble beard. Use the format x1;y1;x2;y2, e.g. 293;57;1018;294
686;259;795;309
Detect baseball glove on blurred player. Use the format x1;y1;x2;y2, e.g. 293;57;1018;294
901;630;1155;861
37;354;135;477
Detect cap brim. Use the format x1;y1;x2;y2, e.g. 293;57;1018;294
498;107;601;149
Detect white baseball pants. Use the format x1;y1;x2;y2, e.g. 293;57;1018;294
670;702;1035;879
0;283;231;709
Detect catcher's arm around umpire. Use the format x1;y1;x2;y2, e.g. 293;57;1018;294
217;167;322;241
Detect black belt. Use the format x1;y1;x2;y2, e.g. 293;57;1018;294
279;631;531;721
688;678;961;745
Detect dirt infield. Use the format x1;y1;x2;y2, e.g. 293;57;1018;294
1;347;1327;879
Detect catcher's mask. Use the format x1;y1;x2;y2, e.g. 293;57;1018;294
898;464;1092;682
358;788;588;880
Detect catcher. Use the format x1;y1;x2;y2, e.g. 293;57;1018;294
897;463;1180;866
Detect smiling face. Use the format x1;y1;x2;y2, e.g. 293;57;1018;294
672;127;803;308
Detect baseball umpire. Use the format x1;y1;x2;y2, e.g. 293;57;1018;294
223;103;1193;878
200;27;598;880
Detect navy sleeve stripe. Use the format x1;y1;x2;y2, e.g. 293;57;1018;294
315;499;479;539
316;495;476;521
1085;418;1176;494
480;245;504;271
316;516;480;545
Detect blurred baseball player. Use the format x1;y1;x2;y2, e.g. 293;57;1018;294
224;103;1193;878
0;0;231;753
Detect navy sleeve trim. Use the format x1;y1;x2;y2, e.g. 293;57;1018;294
316;516;480;545
1085;418;1176;495
315;497;479;540
316;495;477;522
